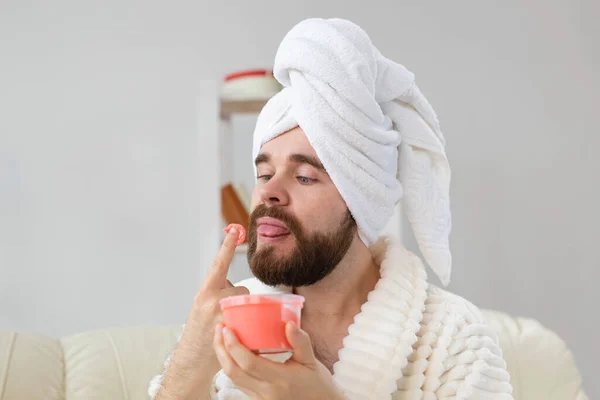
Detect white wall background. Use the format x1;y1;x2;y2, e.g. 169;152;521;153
1;0;598;397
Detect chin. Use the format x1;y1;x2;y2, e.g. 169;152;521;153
260;242;294;256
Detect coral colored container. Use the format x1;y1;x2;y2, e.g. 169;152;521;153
219;294;305;354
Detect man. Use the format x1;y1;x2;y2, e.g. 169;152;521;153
149;18;513;399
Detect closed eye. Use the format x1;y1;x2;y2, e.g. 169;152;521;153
257;175;272;182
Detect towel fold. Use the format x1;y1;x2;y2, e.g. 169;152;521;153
252;18;452;285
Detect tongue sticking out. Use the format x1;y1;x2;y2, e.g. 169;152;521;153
257;225;290;237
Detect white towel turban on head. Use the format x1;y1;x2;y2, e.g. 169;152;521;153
252;18;452;285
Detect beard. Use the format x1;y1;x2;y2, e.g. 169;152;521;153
246;204;356;287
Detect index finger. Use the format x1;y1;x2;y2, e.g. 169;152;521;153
204;227;242;288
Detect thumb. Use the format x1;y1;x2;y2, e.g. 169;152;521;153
286;321;315;366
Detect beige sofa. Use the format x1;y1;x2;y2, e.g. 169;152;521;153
0;310;587;400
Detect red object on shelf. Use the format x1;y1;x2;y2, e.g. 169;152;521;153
221;68;282;100
224;69;273;82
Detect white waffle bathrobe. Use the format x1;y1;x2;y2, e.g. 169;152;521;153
149;236;513;400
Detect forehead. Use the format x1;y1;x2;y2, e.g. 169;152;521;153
259;127;318;159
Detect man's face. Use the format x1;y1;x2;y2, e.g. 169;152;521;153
247;127;356;287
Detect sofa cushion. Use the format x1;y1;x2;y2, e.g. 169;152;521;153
0;331;64;400
60;325;182;400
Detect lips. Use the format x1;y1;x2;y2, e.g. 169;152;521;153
256;217;290;237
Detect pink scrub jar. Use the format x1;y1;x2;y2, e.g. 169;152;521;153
219;294;305;354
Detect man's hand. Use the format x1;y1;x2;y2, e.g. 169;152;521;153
214;321;347;400
157;227;249;399
176;226;249;370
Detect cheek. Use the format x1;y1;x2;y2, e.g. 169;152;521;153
250;188;261;210
298;195;346;231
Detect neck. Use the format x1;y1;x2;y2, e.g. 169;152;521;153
293;235;380;325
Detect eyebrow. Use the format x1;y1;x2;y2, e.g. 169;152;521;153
254;152;327;172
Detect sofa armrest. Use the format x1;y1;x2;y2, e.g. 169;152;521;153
482;310;587;400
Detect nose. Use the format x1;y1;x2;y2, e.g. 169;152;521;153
258;176;290;207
